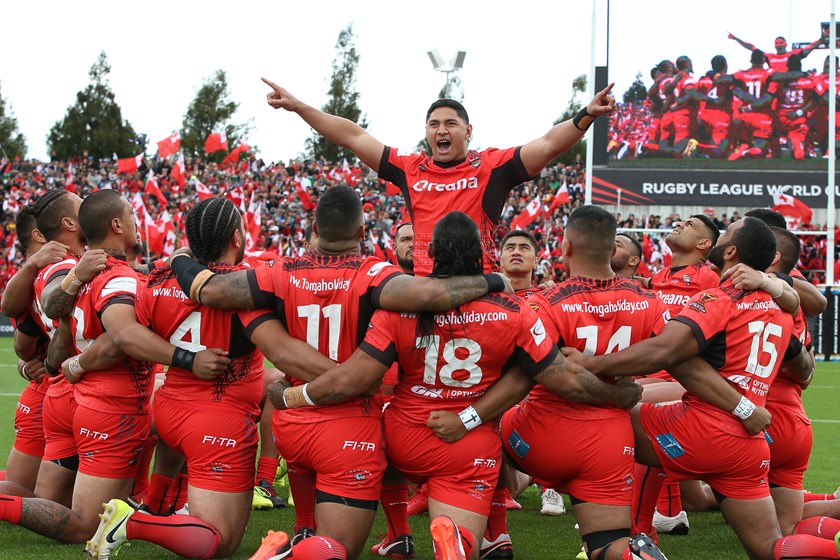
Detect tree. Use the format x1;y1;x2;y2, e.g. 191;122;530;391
0;83;27;159
551;74;588;167
623;72;648;104
48;51;140;161
306;24;368;163
181;70;249;161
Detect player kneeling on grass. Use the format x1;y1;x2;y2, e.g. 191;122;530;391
265;212;641;560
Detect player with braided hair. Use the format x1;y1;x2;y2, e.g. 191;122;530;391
270;211;641;560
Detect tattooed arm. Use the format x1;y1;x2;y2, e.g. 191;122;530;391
378;273;512;312
1;241;68;318
269;347;388;410
168;254;257;310
534;353;642;408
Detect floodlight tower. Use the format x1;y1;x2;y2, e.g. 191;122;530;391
427;49;467;98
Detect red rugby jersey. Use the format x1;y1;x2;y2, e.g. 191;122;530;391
70;256;155;415
650;263;720;317
672;279;801;434
247;253;403;421
360;294;557;426
527;275;669;420
733;68;775;107
136;264;272;415
378;147;534;276
766;307;811;413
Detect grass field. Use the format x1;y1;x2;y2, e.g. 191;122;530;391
0;338;837;559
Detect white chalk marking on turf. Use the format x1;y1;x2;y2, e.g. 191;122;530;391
811;419;840;423
808;386;840;389
0;393;21;397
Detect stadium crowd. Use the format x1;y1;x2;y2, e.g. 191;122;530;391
1;153;836;292
0;80;838;560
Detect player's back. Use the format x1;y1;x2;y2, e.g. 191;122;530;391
254;252;403;422
137;265;265;415
674;281;796;422
380;293;550;426
527;275;668;418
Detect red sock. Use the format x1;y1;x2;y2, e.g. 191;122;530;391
485;489;509;541
126;513;219;559
773;534;840;559
130;434;157;502
144;474;177;514
380;483;411;538
256;456;279;485
655;477;682;517
804;491;837;502
288;467;317;532
0;495;22;524
632;463;665;535
292;535;347;559
172;472;189;511
458;526;476;557
795;516;840;540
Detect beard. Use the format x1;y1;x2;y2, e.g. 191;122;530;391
707;242;729;269
396;254;414;274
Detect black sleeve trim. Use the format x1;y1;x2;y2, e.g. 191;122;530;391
369;271;405;309
516;344;560;378
246;268;275;309
16;314;43;338
671;316;709;353
359;340;397;368
98;296;136;318
45;268;70;286
783;334;804;362
242;312;278;340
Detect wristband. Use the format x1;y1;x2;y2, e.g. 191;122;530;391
458;406;483;431
60;269;83;296
759;273;784;299
283;385;311;409
171;347;197;371
19;362;30;381
483;273;505;293
795;109;804;117
732;396;756;419
170;256;215;303
66;356;85;377
573;108;595;131
301;383;317;406
44;359;60;377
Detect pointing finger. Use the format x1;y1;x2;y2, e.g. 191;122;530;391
261;77;281;91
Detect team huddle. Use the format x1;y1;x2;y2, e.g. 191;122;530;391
0;77;836;560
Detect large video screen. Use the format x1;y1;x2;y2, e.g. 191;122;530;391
606;4;837;164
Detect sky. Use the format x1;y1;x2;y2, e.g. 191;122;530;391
1;0;836;163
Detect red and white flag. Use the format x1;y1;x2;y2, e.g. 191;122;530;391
295;177;314;211
204;131;228;154
223;143;250;165
156;132;181;158
171;154;186;188
117;154;143;174
546;181;570;216
144;171;167;206
244;191;262;251
771;193;813;228
195;180;213;201
510;196;544;230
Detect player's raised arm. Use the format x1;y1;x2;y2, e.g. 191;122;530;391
519;83;616;176
727;32;757;52
262;77;386;172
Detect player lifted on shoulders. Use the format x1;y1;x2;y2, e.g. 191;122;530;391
260;76;615;276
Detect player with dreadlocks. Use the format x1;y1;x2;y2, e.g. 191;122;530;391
271;211;642;560
84;197;334;559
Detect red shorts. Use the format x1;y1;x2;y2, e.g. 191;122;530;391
765;404;812;490
698;109;731;144
739;113;773;139
42;390;77;461
273;412;385;501
384;410;501;516
500;403;634;506
13;385;46;457
73;404;150;478
153;394;259;492
640;402;770;500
